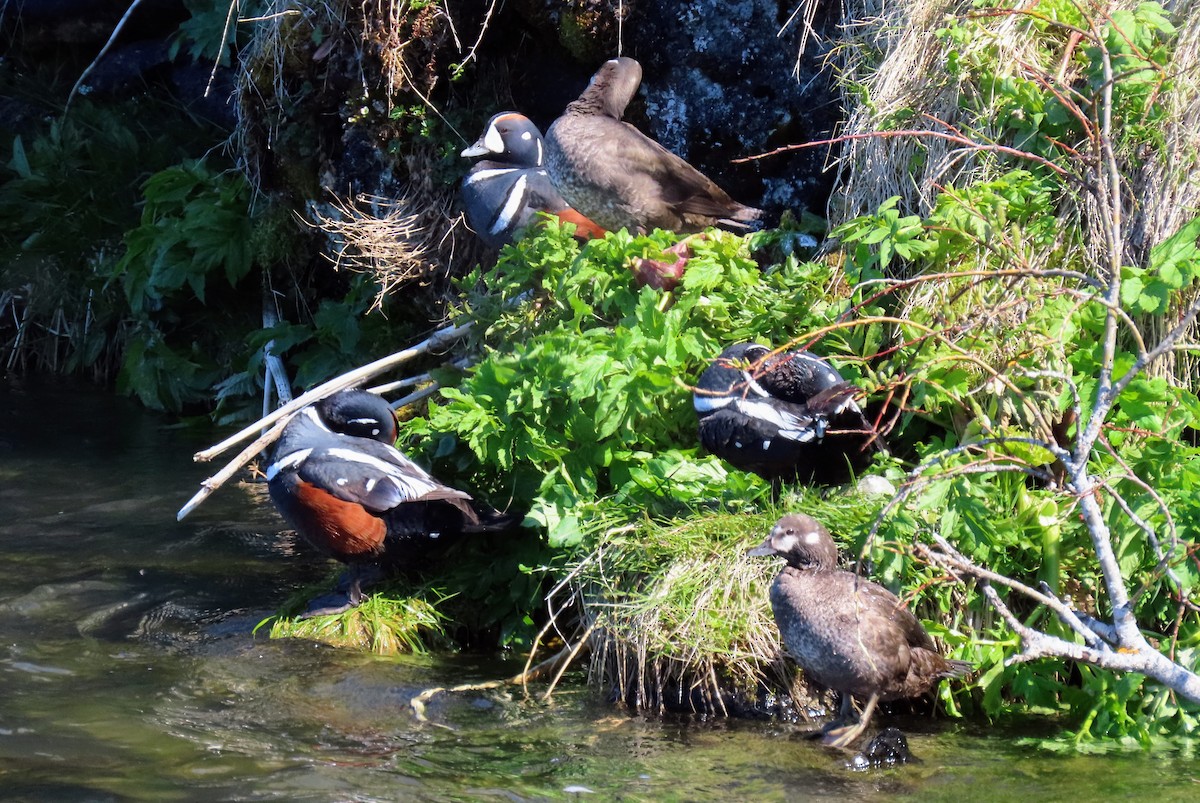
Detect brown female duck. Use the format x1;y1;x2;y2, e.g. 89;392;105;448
544;57;762;234
748;514;970;747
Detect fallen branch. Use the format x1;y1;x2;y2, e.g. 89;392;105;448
408;638;590;726
177;320;473;520
176;415;292;521
191;319;472;464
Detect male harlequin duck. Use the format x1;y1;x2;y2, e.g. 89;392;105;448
544;57;763;234
748;514;971;747
693;343;881;485
461;111;606;247
266;389;515;616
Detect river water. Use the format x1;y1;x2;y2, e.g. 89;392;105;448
0;378;1196;801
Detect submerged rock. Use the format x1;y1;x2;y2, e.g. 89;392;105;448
850;727;917;769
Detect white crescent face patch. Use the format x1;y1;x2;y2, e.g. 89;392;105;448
774;532;800;553
483;122;506;154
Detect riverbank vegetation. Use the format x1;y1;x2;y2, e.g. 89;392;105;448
4;0;1199;746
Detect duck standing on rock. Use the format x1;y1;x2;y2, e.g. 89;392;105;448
461;111;606;247
693;343;880;485
265;389;516;616
544;57;762;234
748;514;971;747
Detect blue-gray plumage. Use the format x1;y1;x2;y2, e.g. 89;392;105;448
266;390;514;615
461;112;603;246
693;343;879;484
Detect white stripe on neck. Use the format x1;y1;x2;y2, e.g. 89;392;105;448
490;174;529;235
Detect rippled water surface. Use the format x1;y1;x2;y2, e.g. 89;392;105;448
1;379;1197;801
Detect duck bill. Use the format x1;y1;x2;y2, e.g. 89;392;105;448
745;538;777;558
461;141;492;158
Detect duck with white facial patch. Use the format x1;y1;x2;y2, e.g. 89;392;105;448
693;343;882;486
748;514;971;748
265;389;518;616
461;111;605;247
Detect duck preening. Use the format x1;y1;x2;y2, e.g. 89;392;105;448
461;111;605;247
544;57;762;234
265;389;517;616
748;514;971;747
693;343;881;485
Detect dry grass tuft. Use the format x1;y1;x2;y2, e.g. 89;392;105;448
1124;2;1200;382
309;185;471;308
831;1;1200;392
561;513;824;717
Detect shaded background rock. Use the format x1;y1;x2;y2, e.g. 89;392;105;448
234;0;843;245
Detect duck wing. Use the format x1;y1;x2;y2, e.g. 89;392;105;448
294;441;475;517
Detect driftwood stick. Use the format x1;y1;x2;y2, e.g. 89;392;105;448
367;356;471;396
65;0;148;113
192;320;472;463
262;297;294;407
176;415;293;521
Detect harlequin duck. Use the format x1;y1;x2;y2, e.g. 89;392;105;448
461;111;605;247
265;389;516;615
748;514;971;747
544;57;763;234
693;343;880;485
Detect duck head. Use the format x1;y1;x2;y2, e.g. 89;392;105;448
574;56;643;120
692;342;772;413
314;390;399;444
461;112;546;166
746;514;840;570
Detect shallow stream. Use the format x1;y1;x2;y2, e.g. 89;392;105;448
1;379;1195;801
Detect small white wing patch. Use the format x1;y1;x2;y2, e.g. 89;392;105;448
266;447;313;480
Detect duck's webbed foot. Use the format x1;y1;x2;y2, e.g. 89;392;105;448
298;565;383;618
820;693;880;749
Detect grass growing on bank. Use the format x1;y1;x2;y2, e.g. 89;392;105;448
265;581;451;654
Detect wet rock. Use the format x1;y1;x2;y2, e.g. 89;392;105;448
849;727;917;769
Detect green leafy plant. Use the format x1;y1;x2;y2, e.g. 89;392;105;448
401;222;868;549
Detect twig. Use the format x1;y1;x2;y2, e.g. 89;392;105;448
921;536;1106;651
366;357;471;396
409;642;591;726
65;0;148;113
177;320;473;520
191;320;471;463
176;415;292;521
